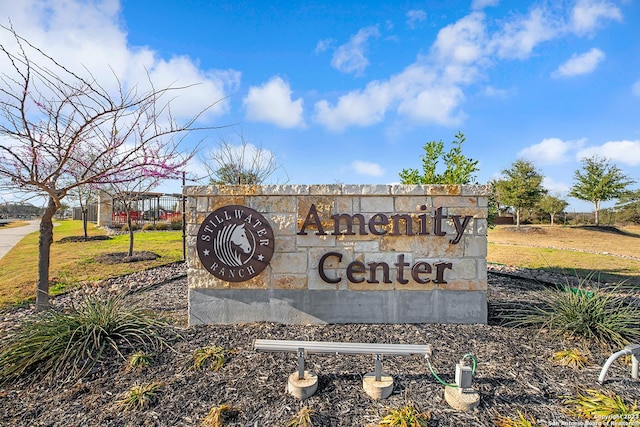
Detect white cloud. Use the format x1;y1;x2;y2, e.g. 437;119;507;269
576;140;640;166
0;0;238;123
406;10;426;29
331;26;380;76
489;7;558;60
314;79;392;131
146;57;241;120
314;13;487;132
397;83;465;125
542;176;571;195
472;0;500;10
432;12;487;66
243;77;305;128
484;85;509;97
518;138;586;165
570;0;622;36
315;38;334;54
552;48;605;78
632;79;640;97
352;160;384;176
314;2;623;132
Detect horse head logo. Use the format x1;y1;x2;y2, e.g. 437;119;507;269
214;223;254;267
197;205;275;282
230;224;251;254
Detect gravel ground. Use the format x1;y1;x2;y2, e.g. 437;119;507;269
0;263;638;427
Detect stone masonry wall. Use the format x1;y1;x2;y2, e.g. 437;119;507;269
186;184;490;325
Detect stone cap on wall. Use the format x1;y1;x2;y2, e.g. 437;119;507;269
184;184;491;197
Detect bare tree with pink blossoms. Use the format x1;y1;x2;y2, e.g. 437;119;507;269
0;26;216;309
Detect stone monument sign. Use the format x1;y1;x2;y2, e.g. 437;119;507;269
186;184;490;325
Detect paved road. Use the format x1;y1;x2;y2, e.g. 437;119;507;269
0;220;40;260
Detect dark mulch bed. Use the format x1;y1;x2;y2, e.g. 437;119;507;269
94;251;160;264
57;235;112;243
0;272;638;427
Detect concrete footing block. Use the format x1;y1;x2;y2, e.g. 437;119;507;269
362;372;394;399
444;386;480;411
287;371;318;400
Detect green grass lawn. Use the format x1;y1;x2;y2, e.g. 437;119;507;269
0;220;183;309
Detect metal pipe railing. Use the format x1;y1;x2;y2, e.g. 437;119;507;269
254;339;431;356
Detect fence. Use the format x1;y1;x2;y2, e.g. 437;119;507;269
110;193;183;226
72;204;98;222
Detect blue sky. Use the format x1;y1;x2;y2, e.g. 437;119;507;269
1;0;639;211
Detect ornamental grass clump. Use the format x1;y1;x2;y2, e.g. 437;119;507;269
551;348;590;370
127;350;154;372
192;344;227;371
0;295;169;384
504;280;640;349
285;407;315;427
378;405;431;426
115;381;164;411
564;389;640;419
201;404;241;427
494;411;539;427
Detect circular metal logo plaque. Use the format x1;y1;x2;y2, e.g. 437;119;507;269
196;205;275;282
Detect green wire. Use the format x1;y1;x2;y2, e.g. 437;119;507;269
463;353;477;375
426;353;477;388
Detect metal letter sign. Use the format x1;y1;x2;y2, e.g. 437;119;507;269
196;205;275;282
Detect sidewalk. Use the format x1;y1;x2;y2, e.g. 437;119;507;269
0;220;40;260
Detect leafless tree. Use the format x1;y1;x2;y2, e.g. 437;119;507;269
203;131;288;185
99;172;170;258
0;25;217;309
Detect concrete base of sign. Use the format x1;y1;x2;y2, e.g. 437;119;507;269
189;289;487;325
362;372;394;399
444;386;480;411
287;371;318;400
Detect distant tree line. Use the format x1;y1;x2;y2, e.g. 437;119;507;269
0;202;45;219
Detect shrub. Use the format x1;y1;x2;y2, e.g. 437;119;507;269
115;381;164;411
170;220;183;230
504;280;640;349
201;404;241;427
121;223;140;232
0;295;169;384
155;222;169;231
192;344;226;371
379;405;431;426
141;223;155;231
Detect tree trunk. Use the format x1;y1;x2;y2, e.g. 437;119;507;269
36;197;57;310
82;209;88;240
127;213;134;257
594;201;600;226
515;208;521;227
550;213;555;226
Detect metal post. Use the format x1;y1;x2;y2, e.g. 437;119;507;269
182;171;186;261
375;354;382;382
297;348;305;380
